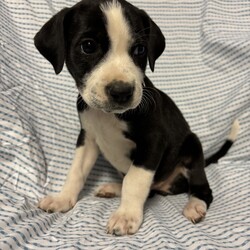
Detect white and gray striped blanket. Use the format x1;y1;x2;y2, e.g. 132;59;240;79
1;0;250;249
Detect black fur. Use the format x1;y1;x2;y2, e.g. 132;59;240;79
205;140;233;166
76;129;86;147
34;8;69;74
117;76;213;206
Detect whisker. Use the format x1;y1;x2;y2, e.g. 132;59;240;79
143;89;157;110
143;87;161;98
135;26;151;34
134;33;159;41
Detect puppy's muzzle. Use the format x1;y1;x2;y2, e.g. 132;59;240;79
105;81;135;105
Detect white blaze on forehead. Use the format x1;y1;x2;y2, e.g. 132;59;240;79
100;0;132;54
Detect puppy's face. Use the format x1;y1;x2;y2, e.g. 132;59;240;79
35;0;165;113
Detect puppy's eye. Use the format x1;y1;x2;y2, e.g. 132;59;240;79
81;39;97;55
132;44;146;56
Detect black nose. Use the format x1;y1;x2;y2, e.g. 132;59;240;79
106;81;134;104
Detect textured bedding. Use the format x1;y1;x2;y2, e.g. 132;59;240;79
0;0;250;249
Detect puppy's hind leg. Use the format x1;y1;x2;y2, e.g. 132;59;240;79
38;129;99;213
181;133;213;223
95;183;122;198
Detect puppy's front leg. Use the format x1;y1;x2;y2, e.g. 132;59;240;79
38;130;99;213
107;165;154;236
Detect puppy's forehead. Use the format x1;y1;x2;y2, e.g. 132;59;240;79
100;1;133;53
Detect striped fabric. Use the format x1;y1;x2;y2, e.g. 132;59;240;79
0;0;249;249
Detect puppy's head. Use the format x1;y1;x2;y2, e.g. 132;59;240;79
34;0;165;113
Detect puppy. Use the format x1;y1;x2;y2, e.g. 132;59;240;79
34;0;239;236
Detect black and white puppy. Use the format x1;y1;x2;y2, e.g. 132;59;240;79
34;0;239;236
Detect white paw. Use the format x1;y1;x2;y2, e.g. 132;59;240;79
95;183;122;198
183;197;207;223
106;208;143;236
38;194;77;213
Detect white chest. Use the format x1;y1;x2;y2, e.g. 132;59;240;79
80;109;135;174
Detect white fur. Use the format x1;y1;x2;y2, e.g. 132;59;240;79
95;183;122;197
183;196;207;223
81;108;135;174
107;165;155;235
82;0;143;113
38;139;99;212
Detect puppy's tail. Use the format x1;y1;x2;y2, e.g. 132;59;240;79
205;119;240;167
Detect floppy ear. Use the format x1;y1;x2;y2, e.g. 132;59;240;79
34;8;69;74
147;18;165;72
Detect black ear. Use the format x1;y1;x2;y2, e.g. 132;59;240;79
147;18;165;72
34;8;69;74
